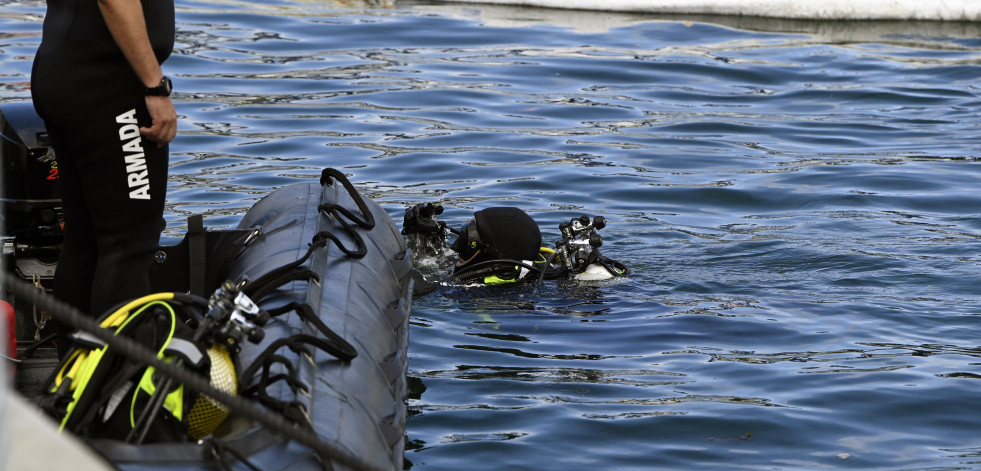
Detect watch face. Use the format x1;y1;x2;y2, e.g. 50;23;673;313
147;76;172;96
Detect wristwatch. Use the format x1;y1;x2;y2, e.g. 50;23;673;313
144;76;173;97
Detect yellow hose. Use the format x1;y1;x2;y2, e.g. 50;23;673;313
101;292;176;329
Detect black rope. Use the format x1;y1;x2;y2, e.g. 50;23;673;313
535;250;565;287
266;302;357;360
242;238;326;300
238;332;358;446
312;168;376;259
240;334;356;390
2;275;389;471
242;168;375;300
450;258;542;284
311;218;367;258
14;333;58;361
319;168;375;230
247;267;320;304
212;441;264;471
0;129;25;147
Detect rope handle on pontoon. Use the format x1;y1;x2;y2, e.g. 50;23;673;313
319;168;375;230
244;168;376;298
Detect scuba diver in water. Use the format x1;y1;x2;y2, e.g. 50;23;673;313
402;203;628;293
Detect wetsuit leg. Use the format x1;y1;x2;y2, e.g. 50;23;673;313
57;110;167;318
45;128;97;315
32;41;168;356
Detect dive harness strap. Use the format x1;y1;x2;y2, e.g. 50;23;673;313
452;256;547;285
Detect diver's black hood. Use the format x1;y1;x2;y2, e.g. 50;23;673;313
473;207;541;260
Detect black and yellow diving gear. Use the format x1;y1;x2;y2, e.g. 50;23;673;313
42;284;261;444
46;292;211;442
403;203;628;288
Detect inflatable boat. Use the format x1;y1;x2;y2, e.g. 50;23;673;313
2;101;412;471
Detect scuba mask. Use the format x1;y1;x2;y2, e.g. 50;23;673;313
450;218;482;261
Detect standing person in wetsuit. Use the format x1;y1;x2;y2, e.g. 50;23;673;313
31;0;176;357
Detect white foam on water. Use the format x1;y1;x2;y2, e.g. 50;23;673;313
437;0;981;20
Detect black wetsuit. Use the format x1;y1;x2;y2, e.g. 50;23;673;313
31;0;174;347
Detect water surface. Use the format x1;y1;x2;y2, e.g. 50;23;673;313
1;1;979;469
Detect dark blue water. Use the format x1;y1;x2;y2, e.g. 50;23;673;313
2;1;980;469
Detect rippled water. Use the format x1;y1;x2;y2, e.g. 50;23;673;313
2;1;980;470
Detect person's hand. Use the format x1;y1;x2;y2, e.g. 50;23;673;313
402;202;445;235
140;95;177;147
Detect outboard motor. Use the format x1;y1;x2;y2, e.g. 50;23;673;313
1;101;62;344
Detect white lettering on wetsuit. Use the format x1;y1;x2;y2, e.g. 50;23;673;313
116;109;151;200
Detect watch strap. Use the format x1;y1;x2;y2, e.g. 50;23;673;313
145;76;172;97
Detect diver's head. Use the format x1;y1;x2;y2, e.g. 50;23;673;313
450;207;541;267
